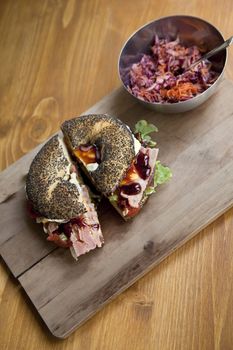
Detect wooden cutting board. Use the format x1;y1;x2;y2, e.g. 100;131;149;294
1;79;233;338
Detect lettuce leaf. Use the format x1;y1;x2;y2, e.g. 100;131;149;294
134;120;158;147
135;120;158;136
154;161;172;186
145;161;172;196
144;186;156;195
109;194;118;202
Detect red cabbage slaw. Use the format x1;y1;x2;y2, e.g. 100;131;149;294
128;36;219;103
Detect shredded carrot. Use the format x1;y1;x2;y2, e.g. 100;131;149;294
161;82;198;101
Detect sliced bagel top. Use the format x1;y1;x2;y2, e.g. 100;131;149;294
26;135;86;220
61;114;136;195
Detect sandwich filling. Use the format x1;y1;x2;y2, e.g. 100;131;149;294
26;136;104;260
44;183;103;260
72;140;158;219
74;144;101;172
28;174;103;259
111;146;158;218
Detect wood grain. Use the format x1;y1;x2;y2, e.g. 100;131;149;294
1;81;233;340
0;0;233;349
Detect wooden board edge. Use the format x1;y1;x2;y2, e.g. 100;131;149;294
25;200;233;339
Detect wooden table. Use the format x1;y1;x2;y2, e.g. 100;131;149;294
0;1;233;349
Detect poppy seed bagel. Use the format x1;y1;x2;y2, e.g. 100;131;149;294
26;135;86;220
61;114;136;195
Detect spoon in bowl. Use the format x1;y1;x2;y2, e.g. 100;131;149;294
185;35;233;71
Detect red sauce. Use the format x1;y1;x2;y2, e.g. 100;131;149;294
61;222;72;238
74;144;100;165
48;216;88;248
135;151;151;180
120;150;151;187
117;193;141;218
115;149;152;217
120;183;141;195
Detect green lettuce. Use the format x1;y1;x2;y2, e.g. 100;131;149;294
134;120;158;147
109;194;118;202
145;161;172;196
154;161;172;185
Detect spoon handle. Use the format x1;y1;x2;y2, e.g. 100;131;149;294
187;36;233;71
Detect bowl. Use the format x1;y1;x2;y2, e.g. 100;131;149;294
118;15;227;113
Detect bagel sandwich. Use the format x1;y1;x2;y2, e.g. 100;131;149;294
61;115;169;220
26;135;103;259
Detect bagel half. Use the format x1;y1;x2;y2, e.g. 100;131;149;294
26;135;103;259
62;114;136;195
62;114;159;220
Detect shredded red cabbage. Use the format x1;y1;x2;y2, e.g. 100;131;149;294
128;36;219;103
